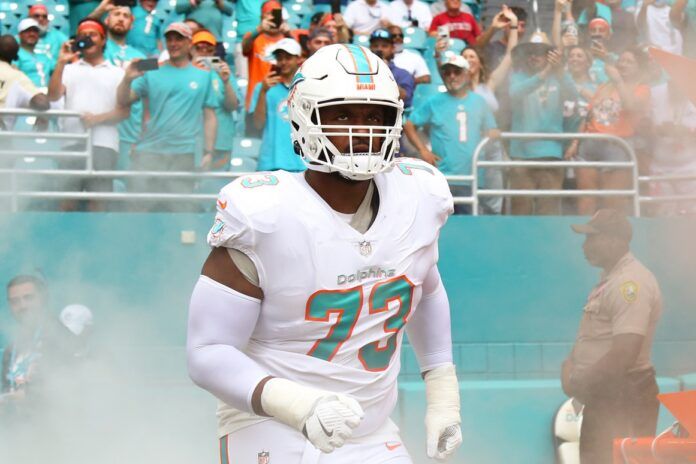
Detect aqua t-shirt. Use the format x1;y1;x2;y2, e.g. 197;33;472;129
210;72;242;152
234;0;264;36
509;71;578;159
105;39;147;145
132;63;219;155
36;28;68;64
407;90;497;182
250;82;306;172
15;48;54;88
127;5;161;57
175;0;233;40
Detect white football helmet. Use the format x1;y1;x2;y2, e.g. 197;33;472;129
288;44;404;181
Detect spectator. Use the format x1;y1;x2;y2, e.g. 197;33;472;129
637;0;684;56
369;29;415;108
127;0;161;57
404;54;498;214
384;0;433;30
15;18;54;89
605;0;638;52
572;0;613;28
175;0;233;52
117;22;218;211
670;0;696;58
191;30;240;171
587;18;617;85
562;46;596;135
234;0;264;37
389;24;431;84
250;38;305;172
429;0;481;46
552;0;578;52
480;6;528;69
30;4;68;64
101;5;147;170
648;78;696;215
305;28;334;57
47;19;128;212
241;0;288;110
1;275;69;403
343;0;389;35
313;13;351;44
575;48;650;215
564;211;662;464
508;33;578;215
464;6;518;108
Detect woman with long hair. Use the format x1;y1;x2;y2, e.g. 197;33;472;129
570;47;650;214
563;46;596;140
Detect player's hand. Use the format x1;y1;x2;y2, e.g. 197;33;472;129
260;378;364;453
303;395;364;453
424;364;462;461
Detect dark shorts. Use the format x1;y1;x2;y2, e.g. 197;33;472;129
577;138;633;164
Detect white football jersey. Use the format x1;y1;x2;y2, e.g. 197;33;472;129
207;158;454;438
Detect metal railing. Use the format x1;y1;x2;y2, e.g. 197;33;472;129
469;132;641;216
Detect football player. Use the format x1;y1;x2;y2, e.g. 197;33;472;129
187;44;462;463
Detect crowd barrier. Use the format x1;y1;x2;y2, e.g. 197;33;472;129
2;109;695;215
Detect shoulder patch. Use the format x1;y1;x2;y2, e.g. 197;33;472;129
620;281;639;303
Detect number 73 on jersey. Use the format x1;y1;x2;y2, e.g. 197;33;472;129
304;275;415;372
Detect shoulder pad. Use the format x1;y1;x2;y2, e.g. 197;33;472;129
390;158;454;220
206;172;289;250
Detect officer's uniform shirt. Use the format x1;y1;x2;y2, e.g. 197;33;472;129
570;252;662;375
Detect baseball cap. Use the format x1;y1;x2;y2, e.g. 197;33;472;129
60;304;94;336
267;38;301;57
439;53;470;70
370;28;393;43
164;22;193;39
262;0;282;14
571;209;633;242
192;30;217;46
18;18;40;33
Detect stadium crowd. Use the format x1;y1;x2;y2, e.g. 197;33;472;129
0;0;694;214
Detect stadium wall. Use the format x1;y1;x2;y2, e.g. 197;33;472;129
1;214;695;463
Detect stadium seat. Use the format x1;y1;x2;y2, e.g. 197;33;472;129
402;26;427;50
229;156;257;172
50;14;69;33
231;137;261;160
288;1;312;17
286;12;302;28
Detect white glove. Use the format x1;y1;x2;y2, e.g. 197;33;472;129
261;378;364;453
424;363;462;461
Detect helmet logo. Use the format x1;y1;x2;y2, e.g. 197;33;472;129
339;45;377;91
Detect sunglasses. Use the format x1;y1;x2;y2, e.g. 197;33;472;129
391;33;404;38
32;14;48;19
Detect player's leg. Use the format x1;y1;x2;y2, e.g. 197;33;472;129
220;420;311;464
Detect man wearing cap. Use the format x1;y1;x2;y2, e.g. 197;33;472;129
369;28;415;107
388;25;431;84
191;29;241;173
48;18;128;211
250;38;304;172
508;32;577;215
98;4;146;170
404;54;498;214
29;4;68;65
241;0;289;111
15;18;54;88
117;22;218;211
563;209;662;464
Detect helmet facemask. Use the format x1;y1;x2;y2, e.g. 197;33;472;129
293;99;402;181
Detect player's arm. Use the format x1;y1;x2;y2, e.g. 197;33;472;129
406;266;462;461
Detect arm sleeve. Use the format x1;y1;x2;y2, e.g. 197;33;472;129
186;275;269;412
406;266;454;372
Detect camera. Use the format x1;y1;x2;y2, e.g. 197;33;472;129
71;35;95;53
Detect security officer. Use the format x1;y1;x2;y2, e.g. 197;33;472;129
562;209;663;464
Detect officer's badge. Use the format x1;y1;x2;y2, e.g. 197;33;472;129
620;281;639;303
257;451;270;464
